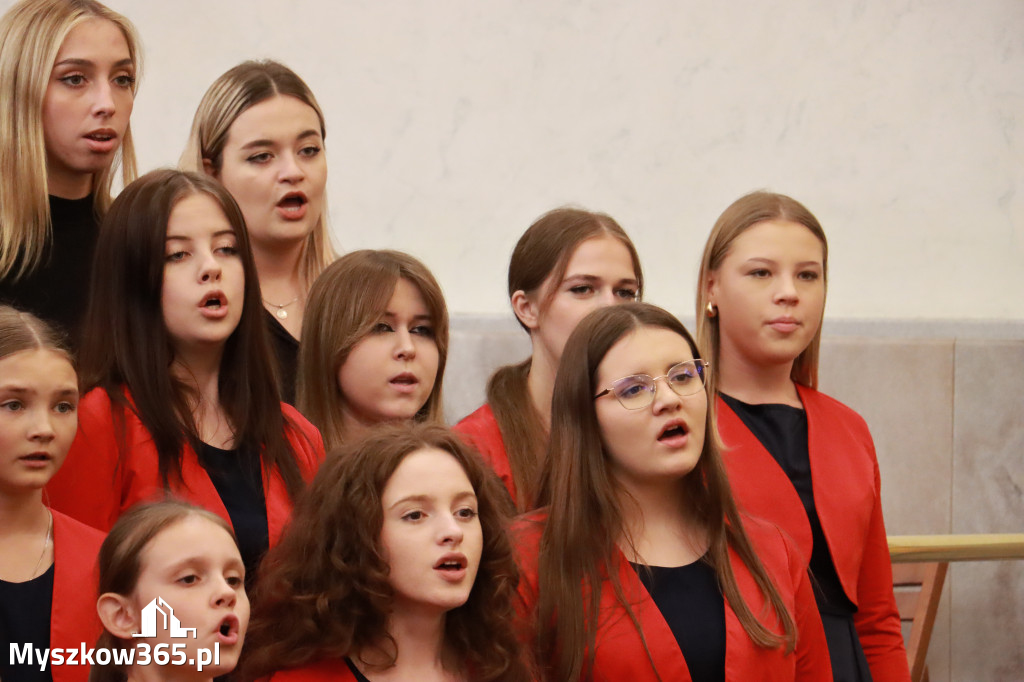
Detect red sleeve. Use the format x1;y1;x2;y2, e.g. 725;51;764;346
853;458;912;680
281;403;325;482
454;405;516;502
45;389;123;532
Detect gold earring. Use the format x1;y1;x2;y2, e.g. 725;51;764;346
705;301;717;318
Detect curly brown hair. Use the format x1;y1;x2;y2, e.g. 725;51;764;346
241;422;529;682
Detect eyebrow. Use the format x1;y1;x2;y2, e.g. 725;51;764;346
381;311;433;322
562;273;639;285
239;130;322;151
165;230;236;242
53;57;134;69
744;257;822;268
388;491;477;510
0;385;77;396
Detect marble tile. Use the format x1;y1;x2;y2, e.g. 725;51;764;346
818;337;955;535
950;340;1024;681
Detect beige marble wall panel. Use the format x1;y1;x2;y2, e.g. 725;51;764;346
819;337;955;681
951;340;1024;681
444;323;531;423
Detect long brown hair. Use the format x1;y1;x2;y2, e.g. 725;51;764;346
79;169;306;499
696;191;828;391
487;207;643;511
0;304;71;364
242;423;528;682
89;500;238;682
534;303;797;681
296;249;449;451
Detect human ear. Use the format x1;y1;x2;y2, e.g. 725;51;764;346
510;290;540;331
97;593;139;639
201;158;217;178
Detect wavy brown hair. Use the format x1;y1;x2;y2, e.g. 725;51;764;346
533;303;797;681
79;169;306;498
696;190;828;392
296;249;449;451
487;207;643;512
242;423;528;682
89;500;238;682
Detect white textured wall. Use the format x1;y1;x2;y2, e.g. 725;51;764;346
13;0;1024;320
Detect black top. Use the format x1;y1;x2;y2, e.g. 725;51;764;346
632;558;725;682
344;658;372;682
0;563;55;682
0;195;98;348
265;310;299;406
198;443;269;584
720;393;856;615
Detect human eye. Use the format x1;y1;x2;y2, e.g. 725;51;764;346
298;144;322;158
165;250;188;263
615;287;638;300
246;152;273;164
614;377;649;399
411;323;435;337
401;510;425;522
1;399;24;411
225;574;244;588
113;73;136;89
568;284;594;295
54;401;77;414
215;243;239;257
373;322;394;333
748;268;771;278
177;573;199;586
455;507;478;521
59;73;86;87
798;269;820;282
669;363;699;384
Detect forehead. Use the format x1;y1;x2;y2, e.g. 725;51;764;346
166;193;233;236
226;95;322;143
139;516;239;569
386;277;430;314
726;220;825;262
563;235;636;279
56;18;130;62
382;447;473;505
0;349;77;390
597;326;695;383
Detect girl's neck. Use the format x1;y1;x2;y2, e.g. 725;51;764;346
717;342;801;407
616;477;707;568
47;169;93;201
0;490;47;534
358;609;458;681
525;349;556;431
171;352;232;448
253;241;307;339
0;492;53;586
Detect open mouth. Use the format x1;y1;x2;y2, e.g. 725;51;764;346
202;294;224;310
216;614;240;642
20;453;52;462
390;373;418;386
276;193;308;211
434;555;467;571
658;423;688;442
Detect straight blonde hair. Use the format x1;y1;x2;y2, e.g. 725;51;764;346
180;59;335;287
0;0;140;280
696;191;828;391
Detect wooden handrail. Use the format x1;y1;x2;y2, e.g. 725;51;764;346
888;533;1024;563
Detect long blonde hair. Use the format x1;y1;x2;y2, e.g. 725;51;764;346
696;191;828;391
180;59;335;286
296;250;449;451
0;0;140;280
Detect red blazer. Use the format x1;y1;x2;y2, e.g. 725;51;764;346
45;387;324;544
267;659;357;681
717;384;909;681
50;510;105;682
513;513;831;681
454;404;517;501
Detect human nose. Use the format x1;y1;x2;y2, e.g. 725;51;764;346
394;329;416;360
211;576;238;608
91;80;116;118
650;376;682;414
774;273;799;305
278;151;305;183
437;514;464;546
198;250;222;283
28;406;57;442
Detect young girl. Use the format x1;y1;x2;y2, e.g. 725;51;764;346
91;500;250;682
696;191;908;681
45;169;324;581
455;207;642;510
297;250;448;451
241;423;530;682
515;303;831;681
181;60;335;404
0;306;102;682
0;0;140;343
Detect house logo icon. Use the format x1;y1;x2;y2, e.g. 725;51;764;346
132;597;197;639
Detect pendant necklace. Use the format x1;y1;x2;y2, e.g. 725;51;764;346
27;509;53;580
263;296;300;320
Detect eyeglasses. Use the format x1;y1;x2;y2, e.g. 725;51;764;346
594;360;710;410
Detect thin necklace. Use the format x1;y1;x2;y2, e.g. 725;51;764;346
263;296;300;320
28;509;53;580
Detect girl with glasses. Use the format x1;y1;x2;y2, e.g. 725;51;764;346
296;250;448;452
181;60;335;405
696;192;908;681
242;423;531;682
514;302;830;681
0;306;102;682
45;170;324;584
0;0;140;346
455;208;642;511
